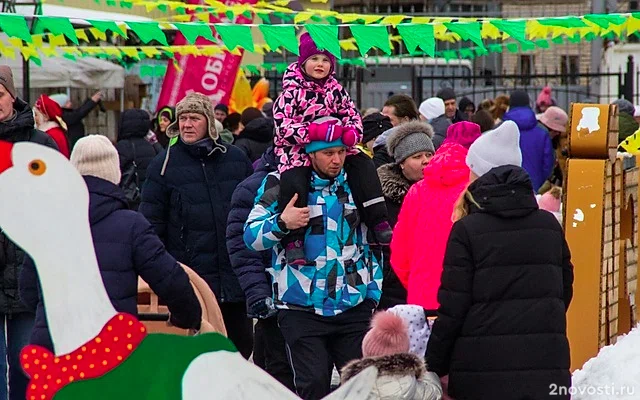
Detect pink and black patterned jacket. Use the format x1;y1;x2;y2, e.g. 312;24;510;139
273;62;363;173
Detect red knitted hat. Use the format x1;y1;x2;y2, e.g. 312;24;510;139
361;311;410;357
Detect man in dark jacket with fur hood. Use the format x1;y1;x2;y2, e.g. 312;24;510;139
0;65;58;400
139;92;254;358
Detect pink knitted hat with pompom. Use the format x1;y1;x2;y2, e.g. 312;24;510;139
361;311;410;357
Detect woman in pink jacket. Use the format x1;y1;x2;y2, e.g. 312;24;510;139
390;122;481;310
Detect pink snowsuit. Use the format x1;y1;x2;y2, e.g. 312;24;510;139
272;62;363;173
390;142;470;310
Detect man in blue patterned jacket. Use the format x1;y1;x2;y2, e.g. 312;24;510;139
244;135;382;400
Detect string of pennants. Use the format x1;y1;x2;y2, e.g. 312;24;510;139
1;11;637;65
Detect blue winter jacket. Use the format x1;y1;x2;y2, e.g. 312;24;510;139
503;107;555;192
227;148;276;311
244;169;383;316
139;139;253;303
20;176;201;351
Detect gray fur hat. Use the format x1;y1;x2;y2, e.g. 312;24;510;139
386;121;435;164
166;92;220;141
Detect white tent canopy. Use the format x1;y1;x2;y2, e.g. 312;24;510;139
3;56;125;89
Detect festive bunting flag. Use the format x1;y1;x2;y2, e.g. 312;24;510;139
349;25;391;56
36;17;79;45
215;24;254;52
127;22;168;45
175;23;216;44
491;20;528;43
397;24;435;56
444;21;486;50
258;25;298;54
305;24;341;58
88;20;128;38
0;14;32;43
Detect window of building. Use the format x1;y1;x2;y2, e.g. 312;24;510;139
561;55;580;85
519;55;534;85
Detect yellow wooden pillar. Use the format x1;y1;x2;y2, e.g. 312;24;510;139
564;103;618;371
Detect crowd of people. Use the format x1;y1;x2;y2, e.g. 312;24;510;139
2;33;638;399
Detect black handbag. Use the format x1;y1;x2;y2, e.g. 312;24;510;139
120;141;141;209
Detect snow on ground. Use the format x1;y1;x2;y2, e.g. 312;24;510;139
571;324;640;399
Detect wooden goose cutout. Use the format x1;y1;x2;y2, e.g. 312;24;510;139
0;141;377;400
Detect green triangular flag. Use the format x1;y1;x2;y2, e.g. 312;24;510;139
127;22;168;45
106;0;117;6
474;46;489;56
120;1;133;9
506;43;519;53
444;22;486;50
305;24;341;59
88;20;127;38
488;43;503;53
584;14;626;29
397;24;434;57
491;20;527;43
459;48;474;59
140;65;153;78
0;14;32;43
521;41;535;51
63;53;77;61
175;23;215;44
37;16;78;44
535;39;550;48
225;10;235;22
259;25;299;55
276;63;289;73
349;25;390;56
551;36;564;44
442;50;457;61
246;65;260;75
215;24;254;52
538;17;588;28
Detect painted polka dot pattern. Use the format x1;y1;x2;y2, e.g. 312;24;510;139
21;313;147;400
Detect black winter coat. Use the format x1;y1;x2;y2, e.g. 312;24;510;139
116;109;160;206
234;118;274;163
226;148;276;310
426;166;573;400
139;139;253;303
0;98;58;315
376;163;411;309
62;98;99;150
20;177;202;351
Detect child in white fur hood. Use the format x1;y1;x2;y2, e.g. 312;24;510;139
341;309;442;400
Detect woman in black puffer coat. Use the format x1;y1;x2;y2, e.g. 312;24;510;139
426;121;573;400
116;109;160;209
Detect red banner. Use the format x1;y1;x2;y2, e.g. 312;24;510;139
156;0;256;109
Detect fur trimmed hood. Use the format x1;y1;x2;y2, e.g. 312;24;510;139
341;353;426;383
378;163;412;204
386;120;434;157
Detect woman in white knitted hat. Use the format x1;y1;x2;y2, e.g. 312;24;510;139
425;121;574;400
20;135;203;352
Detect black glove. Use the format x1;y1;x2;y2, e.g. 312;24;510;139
248;297;277;319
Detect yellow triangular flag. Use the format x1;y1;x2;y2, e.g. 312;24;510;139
103;47;122;58
362;15;383;24
141;47;162;58
294;12;313;24
7;37;23;49
20;45;39;61
89;28;107;41
411;17;431;24
273;0;290;6
381;15;406;27
339;39;358;51
195;12;211;23
41;46;59;58
31;35;43;49
171;14;192;22
121;47;140;59
76;29;90;43
481;21;502;39
339;14;361;23
625;15;640;36
49;34;67;47
1;47;16;60
526;20;549;40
